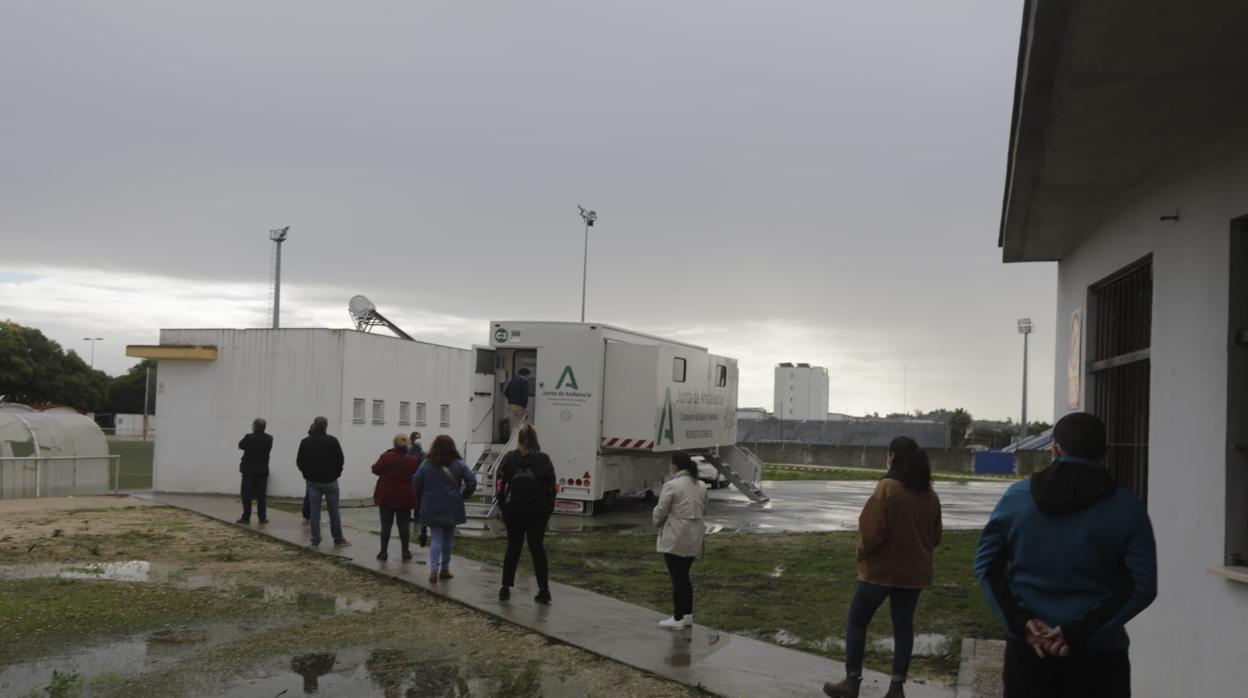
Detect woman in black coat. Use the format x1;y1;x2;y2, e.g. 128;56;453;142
494;424;557;604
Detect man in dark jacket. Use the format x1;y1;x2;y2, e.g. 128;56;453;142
974;412;1156;698
297;416;349;547
504;368;530;430
237;418;273;524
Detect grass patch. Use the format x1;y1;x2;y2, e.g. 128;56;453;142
0;578;264;663
106;440;153;489
454;529;1001;682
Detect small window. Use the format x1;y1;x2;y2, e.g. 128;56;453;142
415;402;427;426
372;400;385;425
439;404;451;427
352;398;365;424
672;357;687;383
399;401;411;425
716;364;728;388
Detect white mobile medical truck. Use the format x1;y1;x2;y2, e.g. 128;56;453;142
468;322;768;515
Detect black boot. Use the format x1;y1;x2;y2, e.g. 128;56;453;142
376;550;388;561
499;586;510;601
822;677;862;698
534;589;552;604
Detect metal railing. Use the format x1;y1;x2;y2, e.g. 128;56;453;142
0;455;135;500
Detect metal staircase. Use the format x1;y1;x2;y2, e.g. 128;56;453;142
465;416;526;522
704;445;770;503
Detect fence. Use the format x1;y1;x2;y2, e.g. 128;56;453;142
0;455;151;500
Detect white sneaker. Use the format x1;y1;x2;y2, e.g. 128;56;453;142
682;615;694;627
658;617;685;630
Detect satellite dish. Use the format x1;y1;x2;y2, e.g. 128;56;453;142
348;295;375;316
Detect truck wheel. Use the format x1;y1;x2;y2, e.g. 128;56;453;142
643;489;656;503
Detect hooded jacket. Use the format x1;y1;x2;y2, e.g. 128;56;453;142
973;457;1157;651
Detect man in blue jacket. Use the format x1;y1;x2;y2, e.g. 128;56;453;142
974;412;1156;698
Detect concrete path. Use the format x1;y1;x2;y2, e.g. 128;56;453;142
954;639;1005;698
137;493;955;698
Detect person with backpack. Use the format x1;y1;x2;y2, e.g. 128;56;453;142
823;436;942;698
494;424;557;603
371;433;421;561
411;435;476;584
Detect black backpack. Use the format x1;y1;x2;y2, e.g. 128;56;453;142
507;454;542;511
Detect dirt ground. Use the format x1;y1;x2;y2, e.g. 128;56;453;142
0;497;702;697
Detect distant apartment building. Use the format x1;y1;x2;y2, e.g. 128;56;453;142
773;363;829;421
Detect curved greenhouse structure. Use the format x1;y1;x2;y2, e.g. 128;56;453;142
0;404;111;499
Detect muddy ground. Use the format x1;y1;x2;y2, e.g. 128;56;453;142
0;497;702;697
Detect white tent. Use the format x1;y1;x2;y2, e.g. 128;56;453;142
0;404;111;498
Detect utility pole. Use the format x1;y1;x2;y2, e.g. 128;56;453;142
269;226;290;329
577;206;597;323
82;337;103;369
1018;318;1032;444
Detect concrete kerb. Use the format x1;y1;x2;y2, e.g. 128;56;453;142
135;492;957;698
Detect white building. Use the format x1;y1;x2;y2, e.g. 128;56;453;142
128;329;472;501
773;363;828;421
999;3;1248;693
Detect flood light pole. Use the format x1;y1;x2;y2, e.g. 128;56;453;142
1018;318;1033;444
578;206;597;323
269;226;289;329
82;337;103;369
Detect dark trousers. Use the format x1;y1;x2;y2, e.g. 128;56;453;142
663;553;695;620
501;510;550;590
844;581;922;682
302;494;310;520
240;475;268;520
1004;639;1131;698
379;507;412;554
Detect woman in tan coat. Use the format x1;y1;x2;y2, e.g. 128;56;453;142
653;451;708;630
824;437;942;698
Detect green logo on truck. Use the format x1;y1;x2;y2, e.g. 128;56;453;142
555;365;579;390
656;387;676;446
494;327;510;343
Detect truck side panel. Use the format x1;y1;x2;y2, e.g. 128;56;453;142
602;342;660;449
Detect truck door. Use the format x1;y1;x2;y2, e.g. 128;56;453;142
514;349;538;423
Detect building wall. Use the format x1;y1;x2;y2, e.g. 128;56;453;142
153;329;472;501
336;331;472;498
1051;148;1248;695
773;365;829;421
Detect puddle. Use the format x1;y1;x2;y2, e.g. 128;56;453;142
0;561;378;614
0;623;248;696
772;632;950;657
205;647;610;697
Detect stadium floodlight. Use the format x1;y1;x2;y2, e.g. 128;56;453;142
578;206;598;322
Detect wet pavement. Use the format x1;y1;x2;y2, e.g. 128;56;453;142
139;492;957;698
366;478;1009;538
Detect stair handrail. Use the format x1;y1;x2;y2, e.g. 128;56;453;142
479;415;526;519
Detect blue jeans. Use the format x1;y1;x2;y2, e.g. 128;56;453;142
428;525;455;572
844;581;922;682
306;480;344;545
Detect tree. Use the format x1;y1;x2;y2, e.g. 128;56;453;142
949;408;973;448
1027;421;1052;437
108;359;157;415
0;321;110;412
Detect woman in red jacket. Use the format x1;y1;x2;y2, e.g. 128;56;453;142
371;433;421;561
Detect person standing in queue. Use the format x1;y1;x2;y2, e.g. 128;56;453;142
504;368;530;432
411;435;476;584
236;418;273;524
653;451;708;630
372;433;420;561
823;436;942;698
495;424;557;604
297;416;350;548
408;431;429;547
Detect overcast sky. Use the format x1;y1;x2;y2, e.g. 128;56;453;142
0;1;1056;422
